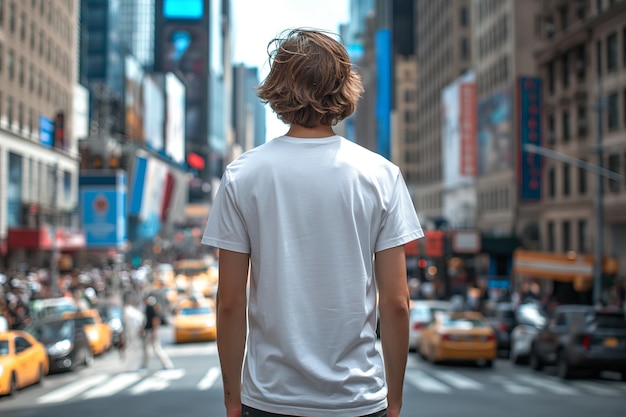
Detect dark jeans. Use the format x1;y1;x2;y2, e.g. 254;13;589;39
242;404;388;417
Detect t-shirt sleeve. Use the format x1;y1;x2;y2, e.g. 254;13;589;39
201;172;251;253
375;169;424;252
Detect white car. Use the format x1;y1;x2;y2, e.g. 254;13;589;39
409;300;452;352
510;302;545;365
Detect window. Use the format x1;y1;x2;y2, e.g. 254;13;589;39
6;95;13;126
597;0;603;13
563;221;571;252
596;40;602;75
578;220;588;253
576;45;586;80
607;33;618;71
560;6;569;30
562;52;570;88
577;106;588;137
547;221;556;251
18;56;23;86
28;64;34;92
8;2;14;33
575;0;587;19
562;111;571;141
623;27;626;67
460;6;468;27
0;0;3;26
563;165;571;196
578;162;587;194
607;92;618;130
7;49;14;80
461;37;469;60
17;102;22;130
548;113;556;144
39;31;43;56
30;22;35;50
0;43;3;73
19;12;25;41
548;166;556;197
28;107;33;134
548;61;555;94
608;154;620;192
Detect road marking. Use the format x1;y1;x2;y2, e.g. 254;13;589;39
130;369;186;395
515;375;578;395
198;367;221;390
405;370;452;393
432;371;483;390
572;381;621;396
490;376;536;395
83;372;142;398
38;374;109;404
165;344;217;357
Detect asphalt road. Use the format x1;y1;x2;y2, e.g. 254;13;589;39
1;326;625;417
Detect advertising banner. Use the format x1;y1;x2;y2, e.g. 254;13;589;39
375;29;391;160
125;55;145;142
39;116;54;148
165;72;186;164
142;74;165;152
478;88;513;175
79;172;127;248
517;76;542;201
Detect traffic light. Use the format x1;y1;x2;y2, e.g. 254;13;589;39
418;258;427;281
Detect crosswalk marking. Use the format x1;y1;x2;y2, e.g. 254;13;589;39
432;370;483;390
130;369;186;395
37;374;109;404
515;375;578;395
490;376;536;395
405;370;452;393
198;367;221;390
83;373;142;399
572;381;621;396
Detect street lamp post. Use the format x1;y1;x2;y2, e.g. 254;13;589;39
50;162;60;297
593;78;605;307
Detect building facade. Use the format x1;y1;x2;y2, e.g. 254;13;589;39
415;0;472;225
0;0;82;268
535;0;626;281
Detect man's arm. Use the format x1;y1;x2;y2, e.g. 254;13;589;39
375;244;410;417
216;249;250;417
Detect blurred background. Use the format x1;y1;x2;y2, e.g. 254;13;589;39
0;1;625;416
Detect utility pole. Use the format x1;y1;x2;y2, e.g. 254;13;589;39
593;75;605;307
50;162;60;297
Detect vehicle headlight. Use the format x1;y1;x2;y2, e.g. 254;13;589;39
48;339;73;356
0;365;4;376
207;317;216;327
88;330;99;340
110;318;122;331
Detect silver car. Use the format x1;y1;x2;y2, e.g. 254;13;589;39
409;300;452;352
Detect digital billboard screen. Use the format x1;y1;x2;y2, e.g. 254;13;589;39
166;72;186;164
164;0;204;20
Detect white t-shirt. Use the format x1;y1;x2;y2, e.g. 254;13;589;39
202;135;423;417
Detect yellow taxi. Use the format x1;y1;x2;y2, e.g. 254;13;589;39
173;297;217;343
418;311;496;367
0;330;49;396
72;309;113;356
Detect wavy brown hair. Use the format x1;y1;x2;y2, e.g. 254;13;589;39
256;28;364;128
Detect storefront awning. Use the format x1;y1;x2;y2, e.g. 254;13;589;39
7;227;85;251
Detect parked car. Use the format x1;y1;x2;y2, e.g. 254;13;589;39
0;330;49;397
418;311;497;367
487;302;517;354
409;301;452;352
529;305;626;380
510;302;546;365
25;318;94;373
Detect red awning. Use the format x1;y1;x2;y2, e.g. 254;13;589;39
187;153;205;170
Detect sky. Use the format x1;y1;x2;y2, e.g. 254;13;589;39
230;0;350;142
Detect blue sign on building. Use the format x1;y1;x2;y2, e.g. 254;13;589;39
79;172;127;248
518;76;542;201
39;116;54;148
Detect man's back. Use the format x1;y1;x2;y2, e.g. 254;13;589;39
204;134;422;415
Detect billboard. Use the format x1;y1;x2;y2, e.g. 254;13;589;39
442;71;477;188
163;0;204;20
79;172;127;248
165;72;186;164
517;76;542;201
125;55;145;142
477;87;513;175
142;73;165;151
39;116;54;148
375;29;391;160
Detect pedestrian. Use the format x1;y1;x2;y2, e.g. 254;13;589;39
121;291;145;370
140;295;173;371
202;28;423;417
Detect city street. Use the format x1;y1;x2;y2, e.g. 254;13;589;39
0;326;624;417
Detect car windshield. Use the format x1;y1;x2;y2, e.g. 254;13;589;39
0;340;9;356
180;307;211;316
75;317;96;326
442;316;488;329
32;321;73;343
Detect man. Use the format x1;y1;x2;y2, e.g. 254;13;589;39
202;29;423;417
121;291;145;370
141;295;173;370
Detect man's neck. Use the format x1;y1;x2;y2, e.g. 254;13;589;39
285;124;335;138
